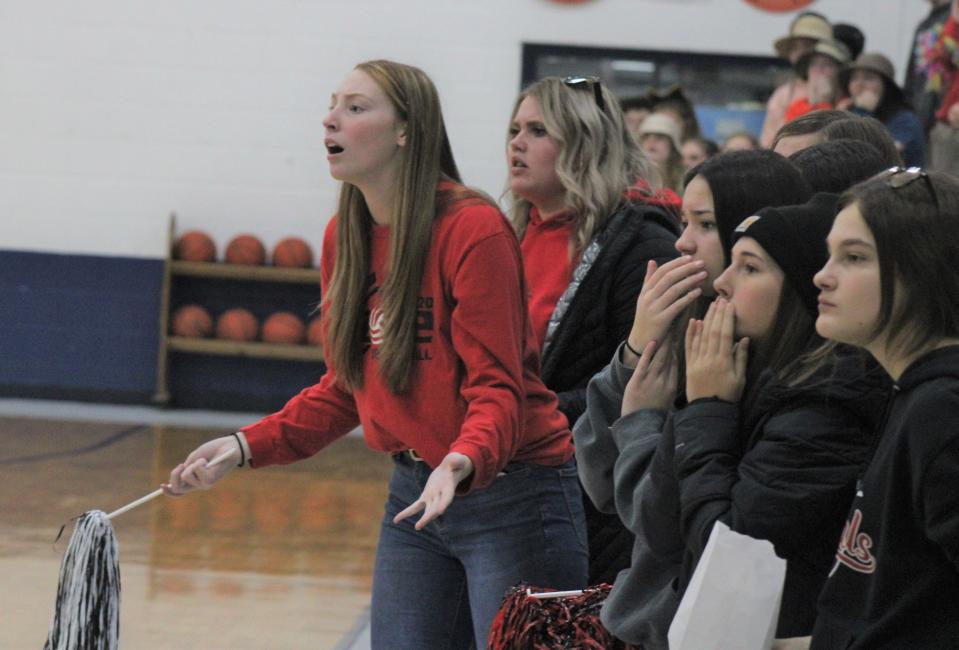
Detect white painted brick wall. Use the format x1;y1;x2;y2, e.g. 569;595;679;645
0;0;927;258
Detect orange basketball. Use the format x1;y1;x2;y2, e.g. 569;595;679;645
306;316;323;347
215;308;259;342
225;234;266;266
261;312;306;344
174;231;216;262
272;237;314;268
171;304;214;338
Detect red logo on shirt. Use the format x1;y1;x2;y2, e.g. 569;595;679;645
835;509;876;574
364;282;434;360
369;307;386;347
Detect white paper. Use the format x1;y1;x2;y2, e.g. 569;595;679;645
668;521;787;650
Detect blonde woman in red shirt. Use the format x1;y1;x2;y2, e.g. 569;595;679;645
162;60;587;649
506;76;681;585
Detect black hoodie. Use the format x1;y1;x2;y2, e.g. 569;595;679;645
667;345;889;639
812;345;959;649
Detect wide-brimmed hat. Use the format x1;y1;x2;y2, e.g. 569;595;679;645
840;52;902;101
796;38;852;79
638;113;682;152
774;12;832;58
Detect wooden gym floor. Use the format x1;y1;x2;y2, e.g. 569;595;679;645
0;403;391;649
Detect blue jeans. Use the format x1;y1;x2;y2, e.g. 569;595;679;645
370;454;589;649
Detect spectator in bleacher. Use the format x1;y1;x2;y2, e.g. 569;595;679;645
722;131;761;152
621;95;655;141
839;53;926;166
639;113;686;193
928;0;959;175
681;135;719;170
648;84;702;141
784;39;852;123
507;75;681;585
771;108;848;157
833;23;866;61
905;0;954;135
761;12;833;147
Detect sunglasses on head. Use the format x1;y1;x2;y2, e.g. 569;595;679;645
563;76;605;112
883;166;940;213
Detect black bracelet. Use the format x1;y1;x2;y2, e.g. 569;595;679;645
231;432;246;468
624;338;643;358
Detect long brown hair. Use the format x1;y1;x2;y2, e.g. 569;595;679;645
324;59;462;394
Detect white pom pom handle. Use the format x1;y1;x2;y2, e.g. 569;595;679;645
105;448;235;520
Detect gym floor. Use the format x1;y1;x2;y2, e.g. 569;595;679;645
0;400;390;649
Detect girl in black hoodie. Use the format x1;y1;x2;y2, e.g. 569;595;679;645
809;169;959;649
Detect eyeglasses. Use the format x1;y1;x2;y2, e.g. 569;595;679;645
884;166;940;213
563;76;605;112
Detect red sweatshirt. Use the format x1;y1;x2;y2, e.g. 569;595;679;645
521;207;577;350
242;190;574;490
522;185;679;351
784;97;835;123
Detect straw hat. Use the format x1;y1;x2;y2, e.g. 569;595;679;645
774;12;833;58
638;113;682;152
840;52;902;102
796;38;852;79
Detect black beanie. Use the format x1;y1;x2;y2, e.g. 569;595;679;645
689;150;813;264
733;193;840;316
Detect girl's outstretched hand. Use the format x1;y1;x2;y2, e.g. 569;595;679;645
624;256;706;368
394;452;474;530
685;299;748;403
161;435;241;496
622;339;679;416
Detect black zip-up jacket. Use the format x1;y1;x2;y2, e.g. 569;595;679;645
668;352;888;638
539;199;678;585
540;200;679;426
812;345;959;649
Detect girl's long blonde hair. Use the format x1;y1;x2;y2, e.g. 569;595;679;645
507;77;660;253
324;59;464;394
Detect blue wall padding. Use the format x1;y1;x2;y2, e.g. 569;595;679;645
0;250;327;410
0;250;163;402
169;354;326;412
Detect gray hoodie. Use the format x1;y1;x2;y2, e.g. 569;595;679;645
573;344;682;650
